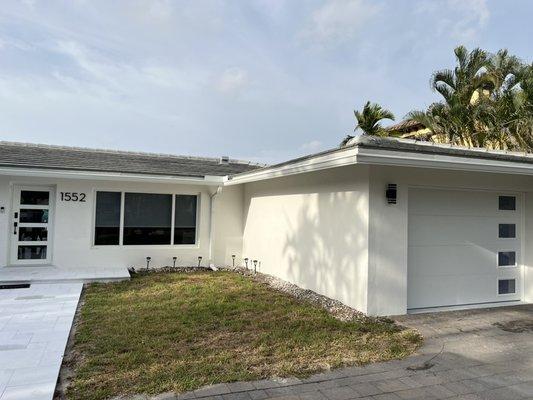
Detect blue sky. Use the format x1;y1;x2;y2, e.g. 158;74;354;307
0;1;531;163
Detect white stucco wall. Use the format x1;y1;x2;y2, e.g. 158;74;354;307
0;175;242;269
242;165;370;313
212;184;245;267
368;165;533;316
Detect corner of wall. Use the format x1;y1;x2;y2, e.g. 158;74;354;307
212;184;245;267
366;166;408;316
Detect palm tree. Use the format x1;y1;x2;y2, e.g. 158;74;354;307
408;46;489;147
407;46;532;151
354;101;395;136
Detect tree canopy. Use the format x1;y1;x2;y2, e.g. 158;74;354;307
353;46;533;152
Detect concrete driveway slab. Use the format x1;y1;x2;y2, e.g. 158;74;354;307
0;283;82;400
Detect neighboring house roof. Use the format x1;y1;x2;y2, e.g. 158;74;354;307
0;141;261;178
385;119;425;133
227;135;533;184
352;135;533;163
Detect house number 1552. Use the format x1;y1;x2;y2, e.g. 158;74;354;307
60;192;86;202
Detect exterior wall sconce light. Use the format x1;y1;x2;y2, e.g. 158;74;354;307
386;184;397;204
253;260;258;274
244;258;249;269
172;257;177;268
231;254;236;268
197;256;203;267
146;257;151;269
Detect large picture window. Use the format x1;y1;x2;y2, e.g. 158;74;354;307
124;193;172;245
94;191;198;246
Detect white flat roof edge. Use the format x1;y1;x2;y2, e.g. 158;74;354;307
0;166;225;185
226;145;533;185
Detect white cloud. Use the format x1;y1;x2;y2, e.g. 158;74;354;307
215;67;249;94
147;0;174;20
447;0;490;42
299;0;380;47
300;140;324;153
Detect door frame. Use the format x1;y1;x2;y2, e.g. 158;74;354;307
9;184;56;266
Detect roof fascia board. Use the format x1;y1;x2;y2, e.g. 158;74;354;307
0;166;224;185
224;147;359;185
227;146;533;186
355;147;533;176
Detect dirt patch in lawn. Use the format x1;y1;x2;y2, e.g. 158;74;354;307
494;319;533;333
64;271;421;400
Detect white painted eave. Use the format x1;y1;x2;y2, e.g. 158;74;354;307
0;166;225;185
355;147;533;176
224;147;360;185
226;146;533;185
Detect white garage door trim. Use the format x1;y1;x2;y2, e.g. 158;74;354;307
407;186;525;312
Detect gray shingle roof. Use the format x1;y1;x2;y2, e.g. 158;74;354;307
0;141;261;178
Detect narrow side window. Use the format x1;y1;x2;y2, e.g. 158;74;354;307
174;195;197;245
95;192;121;245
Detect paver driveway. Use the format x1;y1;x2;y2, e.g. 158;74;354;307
175;305;533;400
0;283;82;400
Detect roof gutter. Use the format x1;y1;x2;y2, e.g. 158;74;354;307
226;144;533;186
355;147;533;176
0;166;226;185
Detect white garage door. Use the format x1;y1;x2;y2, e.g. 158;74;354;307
408;188;522;310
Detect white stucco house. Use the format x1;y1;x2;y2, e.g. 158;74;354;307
1;136;533;316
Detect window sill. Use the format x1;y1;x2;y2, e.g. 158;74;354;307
91;244;200;250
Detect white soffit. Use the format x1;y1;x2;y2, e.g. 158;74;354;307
227;146;533;185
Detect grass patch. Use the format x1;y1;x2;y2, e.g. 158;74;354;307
68;272;421;399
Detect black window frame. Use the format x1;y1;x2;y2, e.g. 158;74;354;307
498;279;516;295
497;251;516;267
94;191;199;246
94;191;122;246
174;194;198;245
498;224;516;239
498;196;516;211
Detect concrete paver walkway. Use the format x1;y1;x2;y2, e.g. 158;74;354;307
0;283;82;400
174;305;533;400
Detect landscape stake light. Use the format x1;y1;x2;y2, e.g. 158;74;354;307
244;258;249;269
172;256;177;268
253;259;258;274
198;256;202;267
232;254;236;268
146;257;151;270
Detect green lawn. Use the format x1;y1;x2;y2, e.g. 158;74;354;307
67;271;421;400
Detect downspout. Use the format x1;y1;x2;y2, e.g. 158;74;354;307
208;186;223;268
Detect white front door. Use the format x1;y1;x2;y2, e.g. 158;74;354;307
10;185;54;265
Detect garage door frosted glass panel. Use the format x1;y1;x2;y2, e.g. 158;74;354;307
124;193;172;245
408;188;521;310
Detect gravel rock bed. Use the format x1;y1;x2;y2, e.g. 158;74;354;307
226;267;373;323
